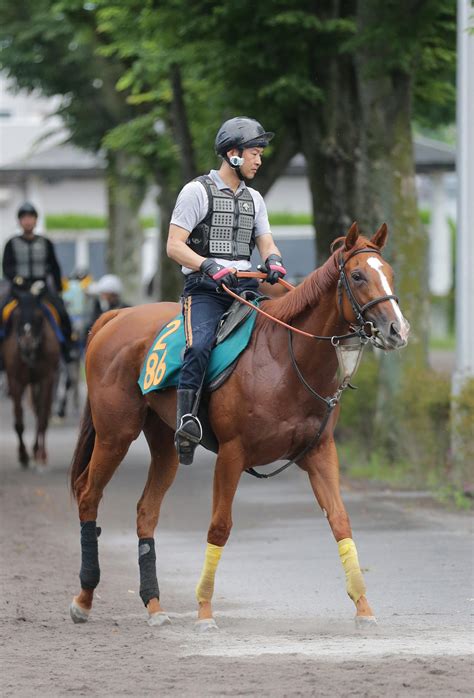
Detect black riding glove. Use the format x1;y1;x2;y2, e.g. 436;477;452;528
200;259;238;289
261;254;287;285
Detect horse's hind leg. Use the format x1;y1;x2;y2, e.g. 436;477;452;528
301;437;376;624
137;411;179;626
70;435;136;623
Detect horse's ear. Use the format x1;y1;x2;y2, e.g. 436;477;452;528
371;223;388;249
345;221;359;250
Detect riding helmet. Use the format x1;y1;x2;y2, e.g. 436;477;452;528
215;117;274;156
17;202;38;218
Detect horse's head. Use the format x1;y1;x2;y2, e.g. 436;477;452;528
335;222;410;350
14;289;45;366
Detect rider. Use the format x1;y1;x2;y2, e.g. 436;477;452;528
0;202;73;362
167;116;287;465
87;273;128;331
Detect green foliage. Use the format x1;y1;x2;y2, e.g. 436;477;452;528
0;0;133;150
269;213;313;226
336;356;472;507
451;378;474;492
336;349;381;458
393;366;452;483
46;213;155;229
46;214;107;229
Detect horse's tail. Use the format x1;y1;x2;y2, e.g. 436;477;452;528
86;308;122;347
70;395;95;499
70;309;122;498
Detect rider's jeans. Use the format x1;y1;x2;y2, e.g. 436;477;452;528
178;273;258;393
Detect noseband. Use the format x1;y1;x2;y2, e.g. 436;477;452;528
337;247;399;331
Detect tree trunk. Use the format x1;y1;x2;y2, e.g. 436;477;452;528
298;54;362;263
156;187;182;302
106;150;146;303
354;6;430;455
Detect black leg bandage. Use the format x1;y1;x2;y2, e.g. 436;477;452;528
138;538;160;607
79;521;101;590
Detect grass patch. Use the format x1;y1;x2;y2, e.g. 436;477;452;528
433;485;473;510
429;335;455;351
339;444;415;487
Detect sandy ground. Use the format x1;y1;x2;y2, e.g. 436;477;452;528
0;391;473;697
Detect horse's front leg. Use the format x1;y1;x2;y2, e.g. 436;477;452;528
301;436;376;623
9;379;29;467
195;442;243;631
33;376;54;465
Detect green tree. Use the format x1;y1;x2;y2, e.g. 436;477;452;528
92;0;300;298
174;0;455;455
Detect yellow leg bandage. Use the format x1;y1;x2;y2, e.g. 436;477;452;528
195;543;223;603
338;538;366;604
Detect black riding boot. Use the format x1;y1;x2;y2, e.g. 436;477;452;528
175;389;202;465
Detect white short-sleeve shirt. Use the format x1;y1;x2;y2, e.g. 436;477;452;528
170;169;271;274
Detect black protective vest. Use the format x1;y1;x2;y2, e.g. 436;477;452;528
187;176;256;260
11;235;49;281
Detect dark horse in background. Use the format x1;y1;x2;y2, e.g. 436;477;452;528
69;224;409;630
2;284;60;466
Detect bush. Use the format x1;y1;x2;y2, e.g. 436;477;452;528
336;348;380;456
451;377;474;493
337;357;456;491
393;366;451;485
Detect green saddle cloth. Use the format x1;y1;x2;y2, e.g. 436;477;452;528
138;306;258;394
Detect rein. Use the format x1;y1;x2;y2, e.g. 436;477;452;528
221;246;401;479
223;272;363;343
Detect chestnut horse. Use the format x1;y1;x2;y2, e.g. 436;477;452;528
3;289;61;466
69;223;409;629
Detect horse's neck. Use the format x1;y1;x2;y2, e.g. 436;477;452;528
254;280;346;389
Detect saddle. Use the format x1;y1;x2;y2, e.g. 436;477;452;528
215;290;262;344
1;295;64;343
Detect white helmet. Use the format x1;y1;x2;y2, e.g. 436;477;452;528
92;274;123;295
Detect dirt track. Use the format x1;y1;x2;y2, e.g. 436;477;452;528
0;394;472;697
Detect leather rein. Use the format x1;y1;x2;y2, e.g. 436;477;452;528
221;246;400;479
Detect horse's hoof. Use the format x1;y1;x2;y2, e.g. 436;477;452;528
147;611;171;627
194;618;218;633
355;615;377;628
70;600;90;624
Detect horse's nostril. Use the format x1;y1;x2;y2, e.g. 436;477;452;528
389;321;401;338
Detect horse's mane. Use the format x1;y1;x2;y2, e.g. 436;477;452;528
267;235;377;323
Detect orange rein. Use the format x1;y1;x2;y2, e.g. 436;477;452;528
221;272;327;341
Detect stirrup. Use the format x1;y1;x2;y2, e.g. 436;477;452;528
175;413;203;444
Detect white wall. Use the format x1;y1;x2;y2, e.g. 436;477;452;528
265;175;312;214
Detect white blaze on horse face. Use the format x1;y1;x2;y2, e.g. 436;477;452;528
367;257;410;341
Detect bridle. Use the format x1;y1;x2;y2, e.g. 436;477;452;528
221;245;402;479
224;245;400;347
337;246;399;347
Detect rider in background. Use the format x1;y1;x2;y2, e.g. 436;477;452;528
87;273;128;332
167;116;287;465
0;202;73;362
62;267;93;354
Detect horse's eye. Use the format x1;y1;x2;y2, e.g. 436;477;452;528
351;271;363;282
